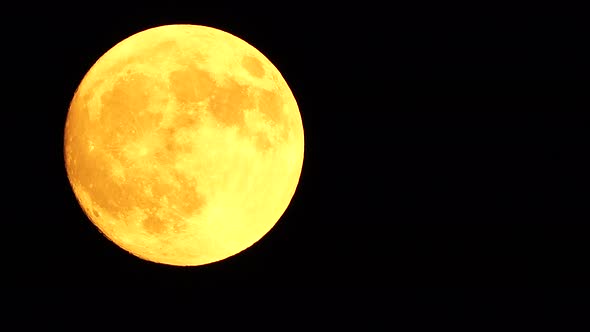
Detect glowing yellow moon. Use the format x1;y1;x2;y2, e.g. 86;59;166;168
64;25;304;266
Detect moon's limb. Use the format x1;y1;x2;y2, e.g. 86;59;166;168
64;25;304;266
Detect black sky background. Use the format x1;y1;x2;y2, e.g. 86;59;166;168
4;2;588;293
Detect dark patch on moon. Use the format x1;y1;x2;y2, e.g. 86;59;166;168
99;73;164;145
257;88;285;125
142;214;166;234
208;78;254;128
252;87;291;150
242;55;265;78
169;65;216;104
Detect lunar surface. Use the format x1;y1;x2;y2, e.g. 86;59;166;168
64;25;304;266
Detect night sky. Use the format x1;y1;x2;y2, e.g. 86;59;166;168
5;2;587;292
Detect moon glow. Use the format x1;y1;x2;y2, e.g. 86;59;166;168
64;25;304;266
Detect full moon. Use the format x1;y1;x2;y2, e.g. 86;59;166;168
64;25;304;266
